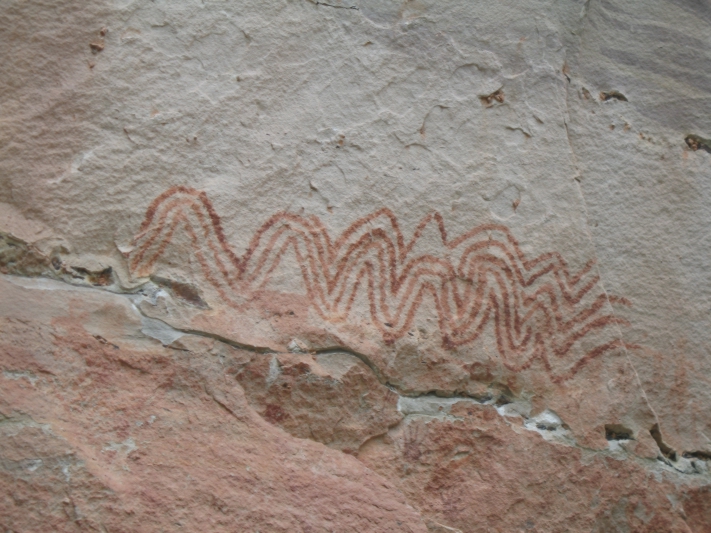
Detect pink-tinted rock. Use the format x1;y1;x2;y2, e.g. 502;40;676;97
358;401;707;532
224;347;402;453
0;277;426;532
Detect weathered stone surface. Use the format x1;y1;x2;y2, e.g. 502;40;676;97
360;401;705;532
1;0;710;530
0;276;426;532
228;349;402;454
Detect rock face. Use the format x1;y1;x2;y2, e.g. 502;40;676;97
1;1;710;531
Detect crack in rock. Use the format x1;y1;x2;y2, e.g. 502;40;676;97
2;270;710;481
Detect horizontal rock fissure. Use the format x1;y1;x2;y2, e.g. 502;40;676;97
2;270;710;480
311;1;359;10
683;451;711;461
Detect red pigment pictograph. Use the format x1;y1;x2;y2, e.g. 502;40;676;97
130;186;630;380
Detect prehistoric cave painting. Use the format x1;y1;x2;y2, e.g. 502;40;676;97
130;186;631;381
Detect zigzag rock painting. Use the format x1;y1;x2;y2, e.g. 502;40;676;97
130;186;630;382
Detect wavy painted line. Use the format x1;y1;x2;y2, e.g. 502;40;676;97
130;186;630;380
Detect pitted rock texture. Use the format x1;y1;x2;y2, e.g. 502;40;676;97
2;0;711;531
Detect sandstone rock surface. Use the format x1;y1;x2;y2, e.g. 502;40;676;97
1;0;710;531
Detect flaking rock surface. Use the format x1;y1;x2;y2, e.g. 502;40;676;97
1;0;710;531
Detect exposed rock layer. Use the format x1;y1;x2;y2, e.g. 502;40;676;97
1;0;710;531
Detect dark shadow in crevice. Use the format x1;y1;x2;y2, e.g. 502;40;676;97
682;450;711;461
650;423;677;461
605;424;633;441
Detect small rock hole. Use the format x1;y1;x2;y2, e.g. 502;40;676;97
600;90;627;102
605;424;633;441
